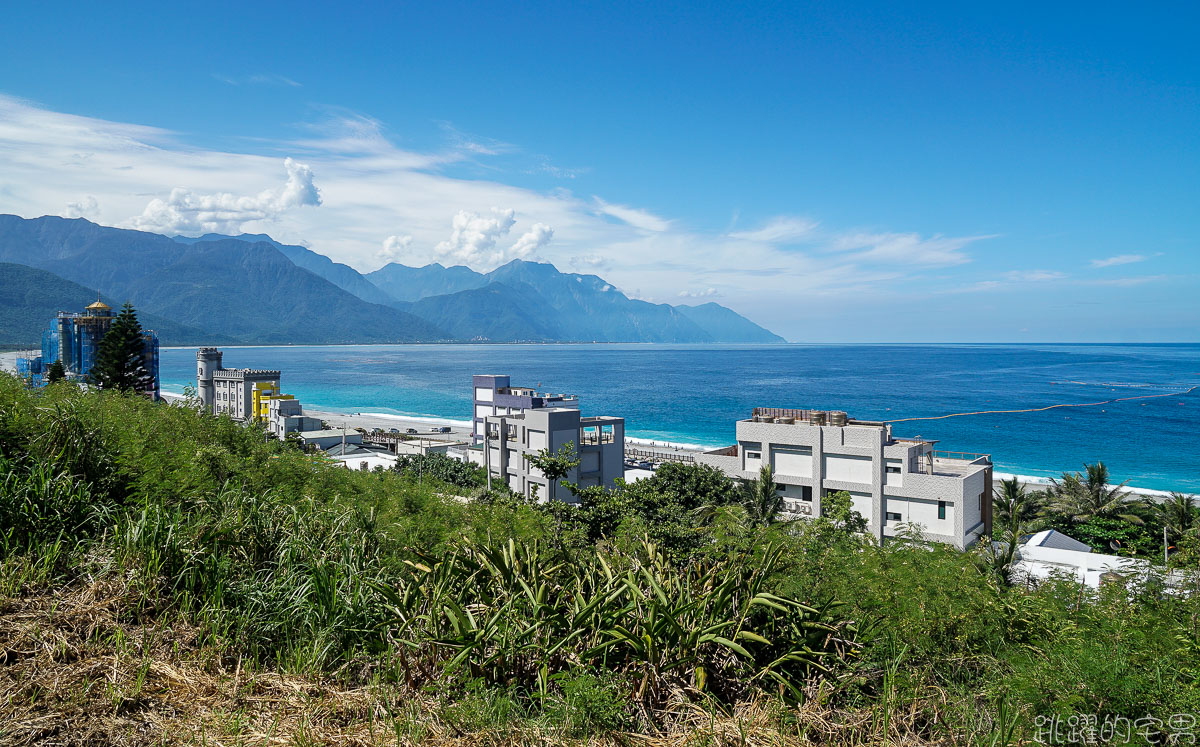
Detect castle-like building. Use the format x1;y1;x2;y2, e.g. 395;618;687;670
17;299;160;398
196;348;283;420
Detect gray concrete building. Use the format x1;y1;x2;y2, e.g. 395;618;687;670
266;396;322;440
695;407;993;549
471;375;579;445
466;374;623;501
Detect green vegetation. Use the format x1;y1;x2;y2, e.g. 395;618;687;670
89;302;154;392
44;357;65;384
1;376;1198;744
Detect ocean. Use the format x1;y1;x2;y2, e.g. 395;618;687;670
160;344;1200;492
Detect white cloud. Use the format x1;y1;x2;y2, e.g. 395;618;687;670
727;216;818;243
0;94;1051;341
510;222;554;258
432;208;518;268
214;73;302;87
64;195;99;219
1090;254;1147;268
377;234;414;263
678;287;721;298
569;254;610;271
1085;274;1167;287
593;197;671;232
828;231;991;267
1001;270;1066;282
127;157;321;235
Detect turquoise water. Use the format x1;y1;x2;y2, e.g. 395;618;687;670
160;344;1200;492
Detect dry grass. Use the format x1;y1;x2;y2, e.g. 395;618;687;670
0;577;956;747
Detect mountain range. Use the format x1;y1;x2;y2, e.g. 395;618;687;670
0;214;784;345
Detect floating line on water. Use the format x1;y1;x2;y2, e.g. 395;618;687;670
886;385;1198;424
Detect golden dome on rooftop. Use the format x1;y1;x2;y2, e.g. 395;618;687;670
86;300;111;311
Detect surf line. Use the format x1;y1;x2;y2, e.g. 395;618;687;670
886;385;1198;424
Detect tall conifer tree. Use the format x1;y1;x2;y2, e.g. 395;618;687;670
45;358;66;384
90;302;153;393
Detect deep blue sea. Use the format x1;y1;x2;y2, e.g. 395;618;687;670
160;344;1200;492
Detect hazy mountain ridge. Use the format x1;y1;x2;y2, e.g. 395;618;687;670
0;262;221;347
0;216;447;344
373;258;785;343
0;215;783;344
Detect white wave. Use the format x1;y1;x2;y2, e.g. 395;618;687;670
993;471;1187;498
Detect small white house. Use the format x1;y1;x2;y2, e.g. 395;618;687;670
1012;530;1148;588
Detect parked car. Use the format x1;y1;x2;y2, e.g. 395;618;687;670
438;426;452;433
406;428;418;434
389;428;400;433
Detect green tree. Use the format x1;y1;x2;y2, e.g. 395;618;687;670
89;302;153;393
818;489;867;534
524;441;580;503
45;358;66;384
1156;492;1199;542
1048;462;1144;525
983;477;1046;580
741;463;785;528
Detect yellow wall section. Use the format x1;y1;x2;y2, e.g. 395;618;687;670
251;381;292;422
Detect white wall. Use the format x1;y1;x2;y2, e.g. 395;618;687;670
475;387;494;402
885;495;952;533
848;490;872;519
527;429;546;451
740;441;762;472
824;454;872;484
771;446;812;478
475;404;494;418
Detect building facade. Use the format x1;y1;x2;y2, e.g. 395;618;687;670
695;408;992;549
195;347;282;421
466;374;623;501
265;396;322;440
471;375;579;445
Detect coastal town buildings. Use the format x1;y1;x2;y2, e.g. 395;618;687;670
467;374;624;500
18;299;160;398
695;407;993;549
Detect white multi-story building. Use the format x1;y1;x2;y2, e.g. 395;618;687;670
266;396;322;440
695;407;993;549
467;375;624;501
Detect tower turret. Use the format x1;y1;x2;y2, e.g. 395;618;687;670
196;347;223;413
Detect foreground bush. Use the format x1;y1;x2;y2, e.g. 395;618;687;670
2;374;1200;744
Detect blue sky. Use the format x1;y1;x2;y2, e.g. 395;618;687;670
0;1;1196;341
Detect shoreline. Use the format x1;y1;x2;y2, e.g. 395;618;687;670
158;387;1194;498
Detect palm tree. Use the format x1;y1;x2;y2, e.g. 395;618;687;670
1157;492;1199;541
986;477;1046;580
1048;462;1144;525
741;463;785;528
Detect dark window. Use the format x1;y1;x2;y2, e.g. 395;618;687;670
774;483;785;492
801;485;813;502
746;451;761;459
938;501;946;520
886;465;901;474
886;511;901;522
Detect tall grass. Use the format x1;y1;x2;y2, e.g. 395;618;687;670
2;373;1200;742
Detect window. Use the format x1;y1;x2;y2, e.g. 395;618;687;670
886;511;902;522
937;501;946;520
774;483;785;492
746;451;761;460
886;465;901;474
801;485;813;501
